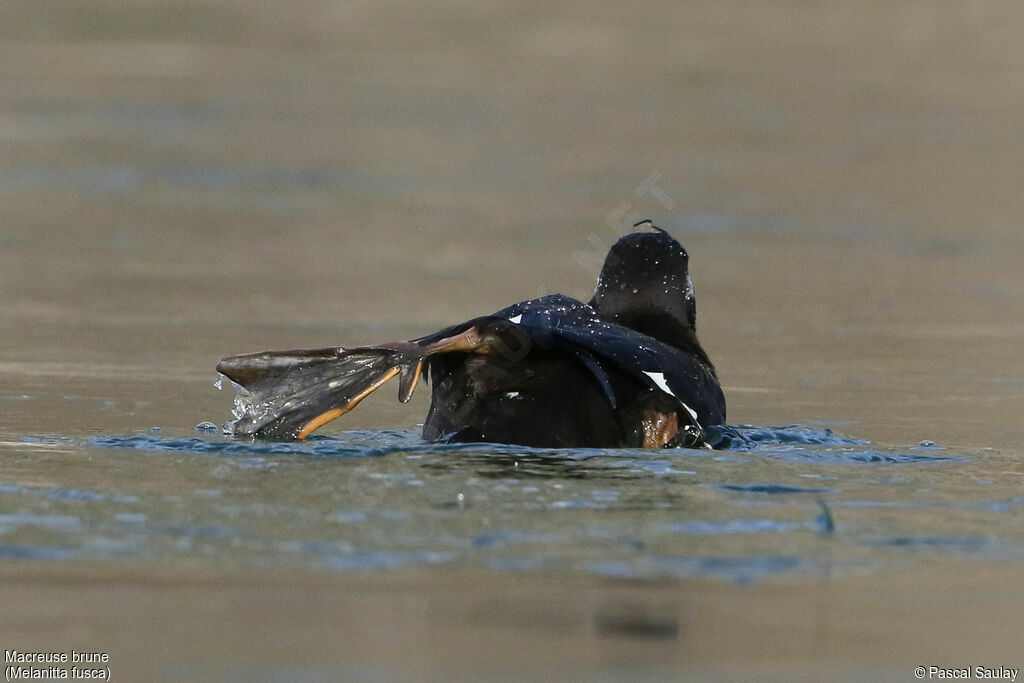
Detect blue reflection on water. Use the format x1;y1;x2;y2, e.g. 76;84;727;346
0;425;1008;581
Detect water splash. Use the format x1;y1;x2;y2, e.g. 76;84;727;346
707;424;871;450
706;425;970;464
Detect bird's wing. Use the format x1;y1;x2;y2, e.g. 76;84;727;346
482;295;726;426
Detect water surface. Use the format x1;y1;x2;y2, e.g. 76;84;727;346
3;1;1024;680
54;424;1003;584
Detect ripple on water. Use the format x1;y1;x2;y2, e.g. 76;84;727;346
712;483;834;495
3;424;998;581
708;425;971;464
584;554;806;583
0;545;78;561
84;424;969;465
861;535;988;549
659;519;797;535
0;514;83;530
707;424;871;450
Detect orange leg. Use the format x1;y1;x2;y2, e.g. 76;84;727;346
297;367;401;438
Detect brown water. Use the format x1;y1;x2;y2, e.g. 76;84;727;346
3;2;1024;680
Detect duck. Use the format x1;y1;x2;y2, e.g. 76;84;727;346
217;221;726;449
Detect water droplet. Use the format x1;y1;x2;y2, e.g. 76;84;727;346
214;375;224;390
918;440;936;448
195;421;219;432
150;427;162;433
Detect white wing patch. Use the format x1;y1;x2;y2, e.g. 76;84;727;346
643;371;675;397
508;314;522;324
643;371;700;423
